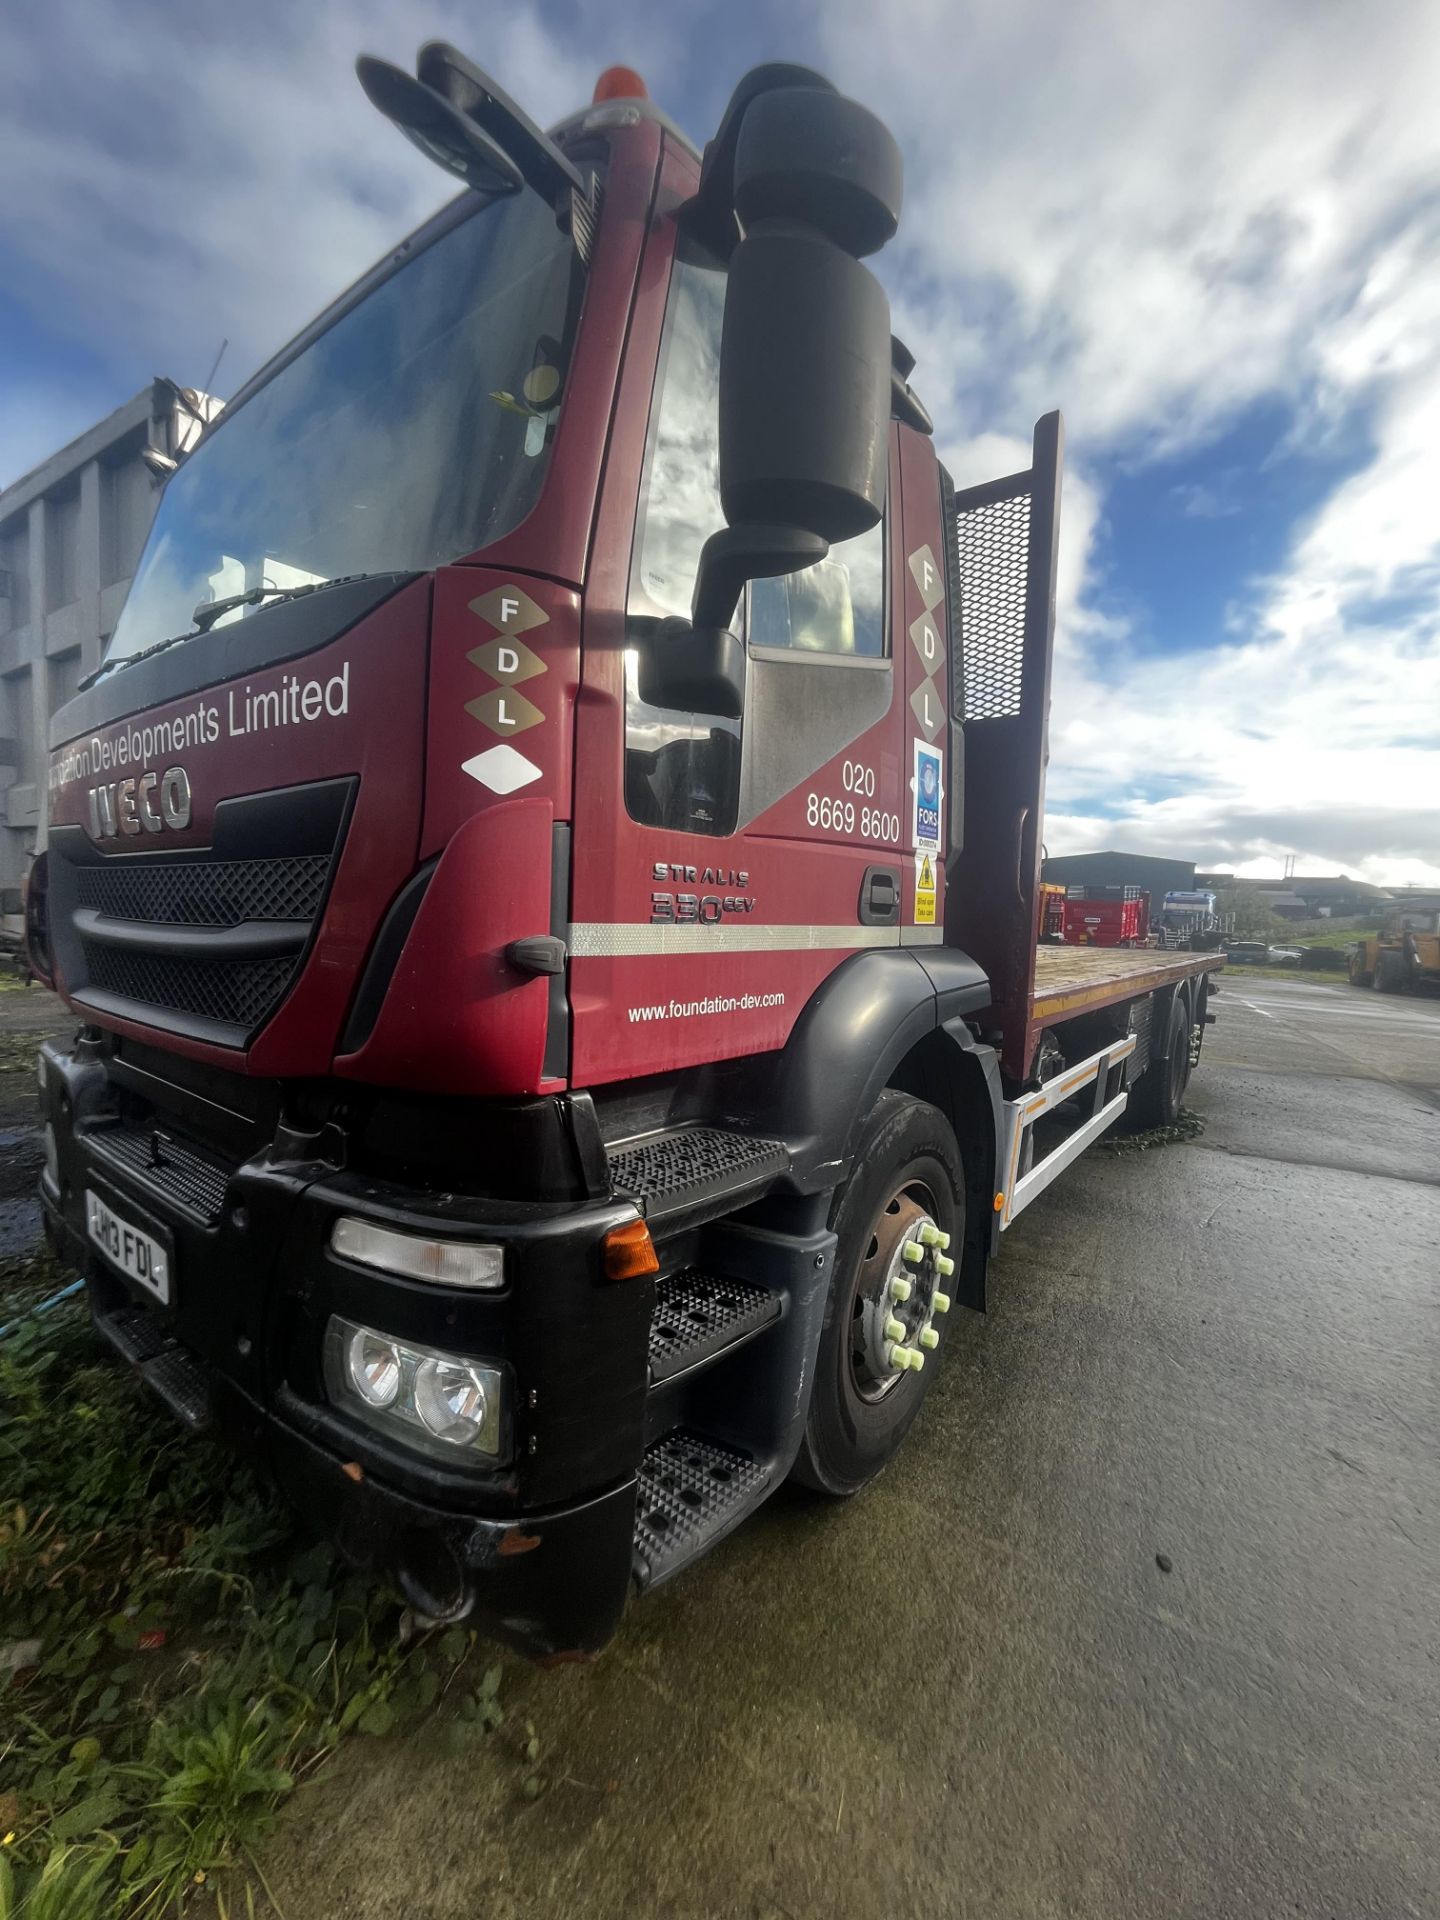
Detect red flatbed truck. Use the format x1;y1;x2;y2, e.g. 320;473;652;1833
27;46;1222;1658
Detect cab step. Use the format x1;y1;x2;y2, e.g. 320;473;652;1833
94;1301;214;1432
607;1126;789;1231
632;1432;770;1588
648;1270;782;1383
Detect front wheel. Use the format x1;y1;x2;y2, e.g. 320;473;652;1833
792;1091;964;1497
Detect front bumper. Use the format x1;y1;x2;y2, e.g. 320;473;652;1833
38;1040;650;1658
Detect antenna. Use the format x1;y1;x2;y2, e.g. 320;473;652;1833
1283;852;1296;880
200;337;229;398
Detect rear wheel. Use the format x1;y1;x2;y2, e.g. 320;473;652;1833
792;1091;964;1497
1123;994;1188;1132
1349;950;1373;988
1375;949;1408;994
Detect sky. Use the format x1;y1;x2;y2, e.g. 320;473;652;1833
2;0;1438;885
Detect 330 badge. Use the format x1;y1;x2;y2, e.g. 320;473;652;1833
650;862;757;925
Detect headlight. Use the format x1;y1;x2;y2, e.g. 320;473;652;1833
347;1329;402;1408
414;1356;490;1445
37;1052;48;1095
42;1123;60;1191
330;1216;504;1290
323;1316;503;1459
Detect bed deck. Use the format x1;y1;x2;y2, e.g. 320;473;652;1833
1030;944;1224;1025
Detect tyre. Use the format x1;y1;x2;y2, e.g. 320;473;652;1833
1375;949;1408;994
1123;994;1188;1132
1348;953;1373;988
792;1090;964;1497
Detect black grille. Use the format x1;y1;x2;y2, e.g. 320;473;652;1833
955;489;1031;721
1127;996;1155;1080
75;855;329;928
83;944;294;1032
88;1117;233;1226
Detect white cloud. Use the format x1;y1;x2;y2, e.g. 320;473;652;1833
819;0;1440;884
0;1;605;448
2;0;1437;883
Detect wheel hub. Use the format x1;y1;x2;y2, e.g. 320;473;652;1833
851;1190;955;1401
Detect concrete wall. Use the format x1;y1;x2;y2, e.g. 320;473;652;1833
0;381;212;918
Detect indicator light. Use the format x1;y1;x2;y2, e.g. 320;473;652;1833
331;1217;504;1289
602;1217;660;1281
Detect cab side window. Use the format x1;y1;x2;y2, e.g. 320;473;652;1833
748;527;885;656
626;243;738;836
625;237;889;836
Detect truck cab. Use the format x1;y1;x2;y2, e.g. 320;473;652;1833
29;46;1219;1657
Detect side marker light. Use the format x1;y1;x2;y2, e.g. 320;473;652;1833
603;1217;660;1281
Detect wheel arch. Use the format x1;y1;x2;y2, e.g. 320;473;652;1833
884;1021;1001;1312
769;949;997;1295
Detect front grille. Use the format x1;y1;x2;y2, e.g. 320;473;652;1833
50;776;353;1045
88;1116;233;1226
83;944;295;1032
75;855;329;928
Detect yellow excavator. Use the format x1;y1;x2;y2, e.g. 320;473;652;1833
1349;907;1440;993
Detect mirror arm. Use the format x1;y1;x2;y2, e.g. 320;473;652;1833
692;523;830;631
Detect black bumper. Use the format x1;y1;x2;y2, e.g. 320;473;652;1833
38;1041;650;1659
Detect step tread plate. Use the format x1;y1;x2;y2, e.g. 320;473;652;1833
649;1270;781;1383
633;1433;770;1586
608;1127;788;1217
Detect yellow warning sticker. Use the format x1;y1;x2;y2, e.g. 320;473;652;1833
915;851;937;925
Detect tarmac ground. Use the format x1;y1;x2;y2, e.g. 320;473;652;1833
3;974;1437;1917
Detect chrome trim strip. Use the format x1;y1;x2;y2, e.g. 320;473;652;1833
569;922;903;959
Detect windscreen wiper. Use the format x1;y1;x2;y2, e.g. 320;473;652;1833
192;579;329;631
78;574;384;691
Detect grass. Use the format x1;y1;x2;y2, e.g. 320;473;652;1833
0;1253;541;1919
0;1036;43;1077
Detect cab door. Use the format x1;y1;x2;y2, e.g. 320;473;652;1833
570;184;938;1088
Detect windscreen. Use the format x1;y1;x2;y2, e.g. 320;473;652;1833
106;188;583;662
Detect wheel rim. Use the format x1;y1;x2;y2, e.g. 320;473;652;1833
848;1180;952;1403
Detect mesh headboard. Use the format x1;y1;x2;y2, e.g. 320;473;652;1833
942;413;1064;1083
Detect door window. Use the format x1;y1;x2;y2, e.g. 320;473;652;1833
625;237;889;836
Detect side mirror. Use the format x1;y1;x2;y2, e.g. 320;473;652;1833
719;85;899;543
643;68;902;717
637;524;827;718
357;57;524;194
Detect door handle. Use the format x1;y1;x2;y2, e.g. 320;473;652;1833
859;864;901;927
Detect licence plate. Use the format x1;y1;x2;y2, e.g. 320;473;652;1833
86;1190;171;1305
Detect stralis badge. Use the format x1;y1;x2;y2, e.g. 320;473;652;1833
915;850;937;925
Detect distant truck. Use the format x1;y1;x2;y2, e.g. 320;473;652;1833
1156;890;1229;950
28;45;1225;1658
1350;909;1440;993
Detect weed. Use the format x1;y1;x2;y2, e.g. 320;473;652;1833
0;1263;513;1917
1101;1107;1206;1154
0;1035;41;1077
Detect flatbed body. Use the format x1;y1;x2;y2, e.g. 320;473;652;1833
1031;944;1224;1026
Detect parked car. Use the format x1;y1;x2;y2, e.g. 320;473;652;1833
1224;940;1269;964
1268;945;1303;963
